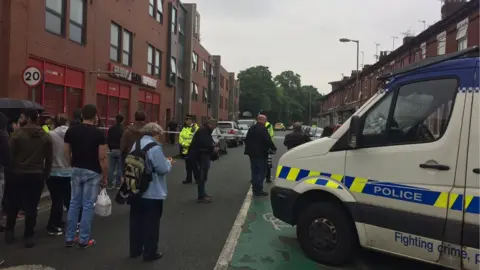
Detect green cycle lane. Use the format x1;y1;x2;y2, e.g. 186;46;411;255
228;195;444;270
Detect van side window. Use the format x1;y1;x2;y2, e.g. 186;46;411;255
360;78;457;148
389;78;457;144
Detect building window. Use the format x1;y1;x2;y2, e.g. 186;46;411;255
147;45;154;75
168;57;177;86
45;0;65;36
194;14;200;36
437;31;446;56
420;42;427;59
191;82;199;101
68;0;86;44
110;23;121;62
122;30;132;66
149;0;163;23
192;52;198;71
203;87;208;103
219;95;223;108
155;49;162;78
147;46;162;79
170;57;177;75
220;75;224;88
456;17;468;51
202;61;207;77
171;6;177;33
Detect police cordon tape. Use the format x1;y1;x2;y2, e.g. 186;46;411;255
161;130;287;139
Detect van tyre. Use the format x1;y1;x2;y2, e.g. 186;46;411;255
296;202;358;266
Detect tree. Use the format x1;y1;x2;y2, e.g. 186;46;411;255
238;66;276;115
238;67;323;125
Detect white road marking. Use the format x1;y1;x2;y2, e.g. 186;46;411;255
213;188;253;270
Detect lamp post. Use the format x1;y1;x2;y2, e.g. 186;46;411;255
339;38;360;104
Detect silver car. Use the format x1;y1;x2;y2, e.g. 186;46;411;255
218;121;243;147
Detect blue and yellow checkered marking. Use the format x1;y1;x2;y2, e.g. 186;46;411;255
277;165;480;214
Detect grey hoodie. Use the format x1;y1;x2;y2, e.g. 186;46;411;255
49;126;71;175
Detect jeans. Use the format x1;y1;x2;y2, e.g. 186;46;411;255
5;173;44;238
66;168;101;244
46;176;71;229
129;197;163;259
249;157;268;194
196;156;211;199
108;149;123;187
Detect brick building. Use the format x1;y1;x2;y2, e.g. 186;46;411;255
318;0;479;127
0;0;239;127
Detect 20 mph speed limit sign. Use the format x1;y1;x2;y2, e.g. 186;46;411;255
22;66;43;87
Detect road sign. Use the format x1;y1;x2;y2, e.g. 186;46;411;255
22;66;43;87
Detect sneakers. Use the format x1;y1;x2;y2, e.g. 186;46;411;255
78;239;96;249
65;237;79;247
47;227;63;236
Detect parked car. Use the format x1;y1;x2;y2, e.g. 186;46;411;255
217;121;243;147
309;127;324;140
212;128;228;154
274;122;285;131
238;124;249;138
287;125;293;130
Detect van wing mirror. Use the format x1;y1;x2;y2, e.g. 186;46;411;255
348;115;362;148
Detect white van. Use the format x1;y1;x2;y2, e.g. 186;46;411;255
270;47;479;269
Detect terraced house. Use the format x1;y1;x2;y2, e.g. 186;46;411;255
318;0;479;134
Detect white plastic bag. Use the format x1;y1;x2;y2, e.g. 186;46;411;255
95;188;112;217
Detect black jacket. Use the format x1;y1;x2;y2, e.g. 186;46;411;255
188;125;214;160
244;123;276;158
0;113;9;167
284;131;311;150
107;124;124;150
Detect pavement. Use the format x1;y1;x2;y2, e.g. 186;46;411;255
0;132;445;270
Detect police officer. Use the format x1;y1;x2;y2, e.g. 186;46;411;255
179;115;200;184
264;117;274;183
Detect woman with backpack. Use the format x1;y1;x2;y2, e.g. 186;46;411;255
126;123;172;262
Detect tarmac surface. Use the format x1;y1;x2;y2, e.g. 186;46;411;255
0;132;446;270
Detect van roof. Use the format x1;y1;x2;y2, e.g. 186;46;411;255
379;46;479;82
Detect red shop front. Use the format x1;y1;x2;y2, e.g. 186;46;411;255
96;80;130;128
27;57;84;118
137;90;160;123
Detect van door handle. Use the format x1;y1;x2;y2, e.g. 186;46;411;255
419;164;450;171
473;168;480;174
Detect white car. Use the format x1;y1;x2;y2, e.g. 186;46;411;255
238;124;248;138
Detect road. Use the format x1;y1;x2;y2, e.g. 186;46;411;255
0;132;442;270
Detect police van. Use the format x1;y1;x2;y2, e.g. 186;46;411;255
270;47;479;269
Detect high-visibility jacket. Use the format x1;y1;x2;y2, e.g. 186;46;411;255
42;125;50;133
265;122;274;139
179;123;199;155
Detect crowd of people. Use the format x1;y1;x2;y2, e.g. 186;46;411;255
0;105;322;266
0;104;224;266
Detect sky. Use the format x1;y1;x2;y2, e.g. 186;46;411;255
191;0;443;94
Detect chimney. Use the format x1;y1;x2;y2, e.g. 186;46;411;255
403;36;415;45
379;51;389;61
441;0;467;20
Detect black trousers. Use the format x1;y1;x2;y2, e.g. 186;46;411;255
129;197;163;258
184;157;200;183
266;165;271;180
46;176;71;229
6;173;45;238
169;133;175;144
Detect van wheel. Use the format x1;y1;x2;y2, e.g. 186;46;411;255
296;202;358;266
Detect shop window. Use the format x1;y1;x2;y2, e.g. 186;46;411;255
43;83;64;116
69;0;86;44
66;87;82;119
46;0;65;36
97;94;108;125
138;90;160;123
108;97;119;126
96;80;130;128
120;99;129;124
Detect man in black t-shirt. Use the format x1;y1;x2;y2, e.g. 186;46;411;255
64;104;107;249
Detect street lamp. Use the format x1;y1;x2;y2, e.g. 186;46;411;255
339;37;360;105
